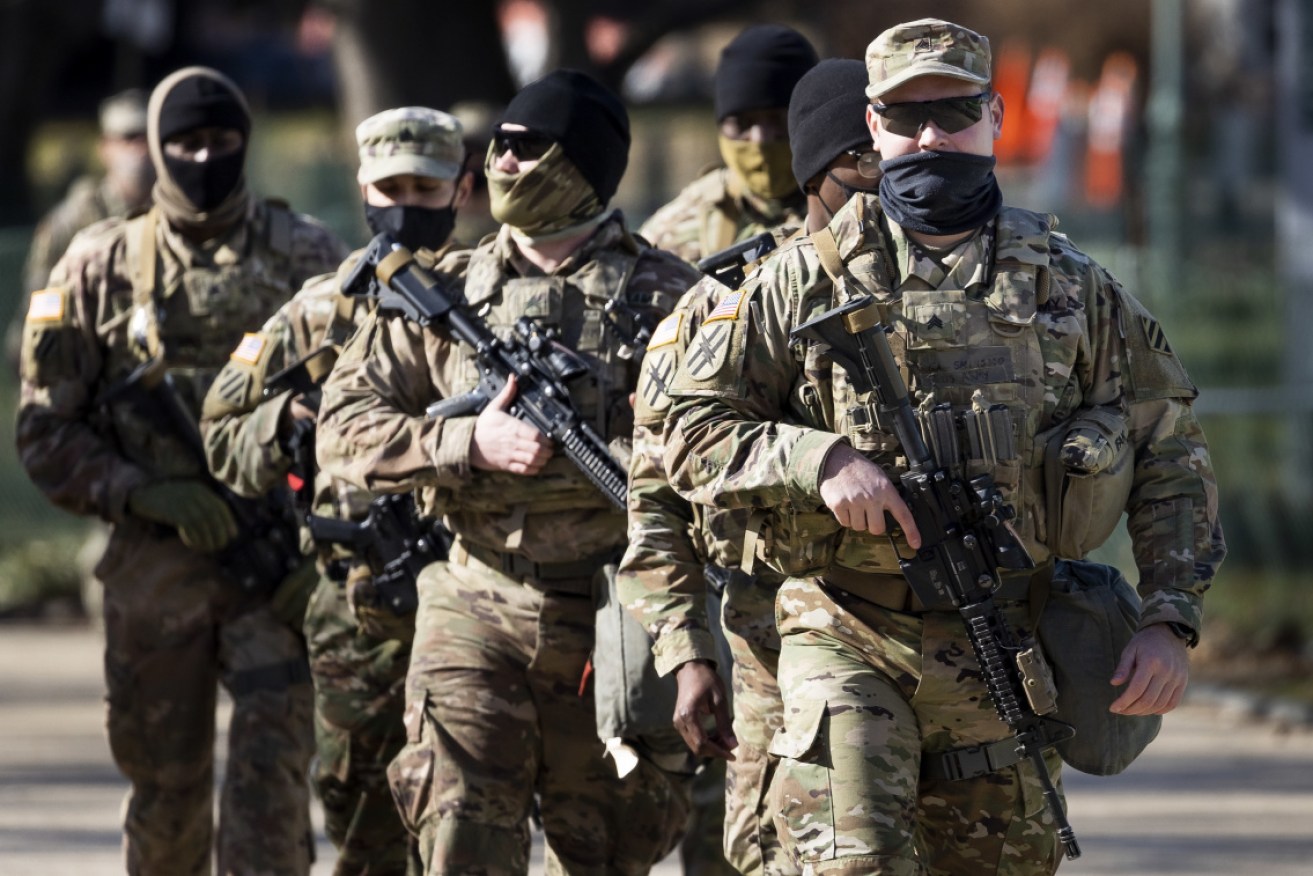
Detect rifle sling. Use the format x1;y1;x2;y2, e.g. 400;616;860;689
822;562;1049;613
922;736;1023;781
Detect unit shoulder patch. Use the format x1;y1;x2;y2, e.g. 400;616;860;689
1139;314;1173;355
683;321;733;381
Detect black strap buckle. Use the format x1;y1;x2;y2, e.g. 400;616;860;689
926;737;1023;781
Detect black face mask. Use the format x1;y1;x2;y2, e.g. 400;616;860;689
163;150;245;212
816;172;880;221
364;203;457;253
877;150;1002;236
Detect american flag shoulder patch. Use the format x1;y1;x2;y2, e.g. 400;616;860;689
27;289;67;323
647;312;682;349
230;333;268;365
705;291;745;323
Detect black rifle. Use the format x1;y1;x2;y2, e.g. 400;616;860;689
791;295;1081;861
98;359;303;596
262;347;339;510
307;493;450;616
695;231;777;289
341;232;628;511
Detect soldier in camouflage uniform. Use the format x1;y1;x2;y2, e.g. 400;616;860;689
664;20;1226;875
10;91;154;611
620;58;881;876
316;69;702;875
200;107;473;876
16;67;347;876
23;88;154;296
639;25;816;264
637;27;816;874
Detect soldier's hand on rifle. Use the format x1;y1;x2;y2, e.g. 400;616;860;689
470;375;553;475
128;479;239;553
673;659;737;760
276;394;318;442
819;444;922;548
1109;623;1190;716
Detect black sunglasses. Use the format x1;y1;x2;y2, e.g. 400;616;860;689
870;91;991;138
845;149;883;179
492;129;554;162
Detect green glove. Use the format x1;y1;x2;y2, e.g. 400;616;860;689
128;479;239;553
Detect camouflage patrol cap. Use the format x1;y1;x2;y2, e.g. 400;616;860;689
99;88;149;138
356;107;465;185
865;18;991;100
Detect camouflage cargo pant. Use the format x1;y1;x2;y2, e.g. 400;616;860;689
304;572;414;876
98;520;315;876
388;543;691;875
681;582;735;876
719;569;795;876
769;577;1064;875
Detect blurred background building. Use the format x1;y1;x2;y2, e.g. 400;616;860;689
0;0;1305;691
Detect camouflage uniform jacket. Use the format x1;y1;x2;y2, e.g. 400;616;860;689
23;174;137;294
664;193;1226;637
200;243;470;529
620;269;787;676
639;167;805;264
17;200;347;523
316;213;702;563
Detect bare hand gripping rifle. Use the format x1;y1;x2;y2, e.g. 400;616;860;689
791;294;1082;860
341;232;628;510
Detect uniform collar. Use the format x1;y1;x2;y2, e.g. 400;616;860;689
885;219;992;293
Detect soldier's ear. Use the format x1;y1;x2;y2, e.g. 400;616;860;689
453;169;475;210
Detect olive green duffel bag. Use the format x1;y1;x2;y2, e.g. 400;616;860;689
1036;559;1162;775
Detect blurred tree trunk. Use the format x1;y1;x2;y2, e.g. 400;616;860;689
1277;0;1313;496
324;0;516;136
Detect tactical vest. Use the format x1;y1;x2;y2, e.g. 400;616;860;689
758;207;1131;577
108;201;297;475
435;231;660;517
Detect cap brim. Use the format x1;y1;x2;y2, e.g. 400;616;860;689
866;63;989;101
358;155;462;185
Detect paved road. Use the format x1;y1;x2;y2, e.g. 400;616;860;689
2;623;1311;874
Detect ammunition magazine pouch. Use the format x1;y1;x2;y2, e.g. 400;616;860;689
1042;407;1133;558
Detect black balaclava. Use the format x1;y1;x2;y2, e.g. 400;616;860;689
714;25;818;122
788;59;878;190
498;69;630;205
147;66;252;234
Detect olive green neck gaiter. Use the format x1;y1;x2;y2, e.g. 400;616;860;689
485;141;605;241
718;136;798;201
